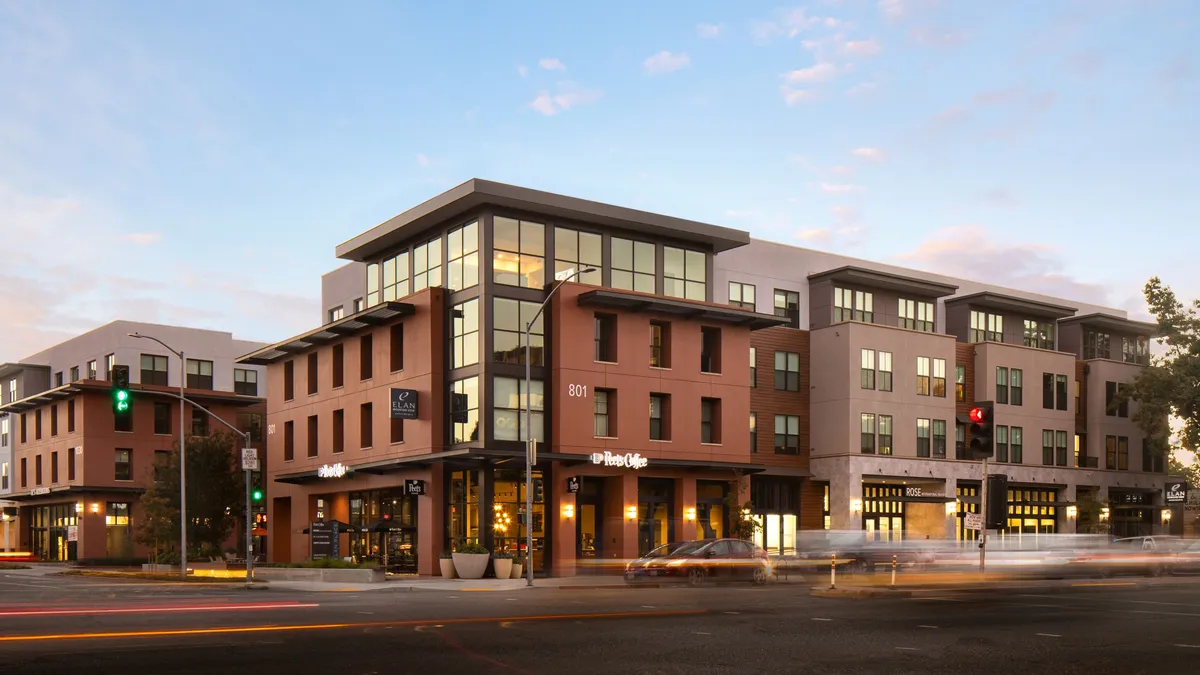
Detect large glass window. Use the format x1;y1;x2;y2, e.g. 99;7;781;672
970;310;1003;342
447;470;482;548
899;299;934;332
494;377;544;442
861;413;876;454
834;288;873;322
1023;319;1054;350
494;217;545;288
140;354;168;386
413;237;443;292
1084;330;1111;359
447;221;479;291
451;299;480;369
611;237;655;293
774;351;800;391
729;282;756;309
450;377;479;444
234;368;258;396
916;419;931;457
663;247;706;301
493;298;544;365
774;415;799;454
774;289;800;328
492;468;547;571
186;359;213;390
382;251;410;301
879;415;893;455
554;227;602;285
366;262;380;307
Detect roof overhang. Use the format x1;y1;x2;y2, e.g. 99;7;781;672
334;178;752;261
238;301;416;365
0;381;263;415
944;291;1077;320
807;266;958;299
4;485;146;502
1058;312;1160;337
577;289;789;330
0;362;49;380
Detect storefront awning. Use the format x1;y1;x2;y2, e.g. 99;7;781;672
4;485;145;502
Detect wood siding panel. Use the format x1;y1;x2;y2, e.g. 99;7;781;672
749;327;810;470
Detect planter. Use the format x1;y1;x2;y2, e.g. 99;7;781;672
452;553;490;580
510;562;523;579
493;558;513;579
439;558;458;579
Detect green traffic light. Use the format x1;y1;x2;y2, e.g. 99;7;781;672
116;401;129;412
115;390;129;401
252;489;263;501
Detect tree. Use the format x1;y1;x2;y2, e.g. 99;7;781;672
135;491;176;564
136;431;245;560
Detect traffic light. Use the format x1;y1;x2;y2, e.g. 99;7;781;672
967;401;995;459
111;365;131;417
252;486;264;502
533;478;544;503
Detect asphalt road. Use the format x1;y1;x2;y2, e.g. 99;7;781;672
3;569;1200;674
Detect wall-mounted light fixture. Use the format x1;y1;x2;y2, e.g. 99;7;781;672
945;501;958;516
562;504;575;519
684;507;696;522
626;505;638;521
90;503;100;514
1162;509;1173;523
1099;507;1110;521
850;498;863;513
1066;505;1078;519
75;502;84;513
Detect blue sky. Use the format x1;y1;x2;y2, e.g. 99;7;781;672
1;0;1196;360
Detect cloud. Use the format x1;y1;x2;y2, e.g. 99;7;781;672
845;82;878;96
697;23;722;38
840;39;882;58
783;62;840;84
820;182;864;193
852;147;885;161
643;51;691;75
893;224;1111;305
829;165;857;177
539;58;566;71
796;228;831;244
122;232;162;245
793;205;867;249
781;87;821;106
416;153;430;167
928;87;1058;136
908;26;969;46
980;188;1021;208
517;65;528;77
528;84;603;116
879;0;942;21
751;7;828;43
879;0;907;19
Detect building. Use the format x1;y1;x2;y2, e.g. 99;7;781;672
0;321;266;560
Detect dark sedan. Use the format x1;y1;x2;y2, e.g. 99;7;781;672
624;539;770;586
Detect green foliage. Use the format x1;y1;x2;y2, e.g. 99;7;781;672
493;549;513;559
288;558;375;569
723;484;762;541
455;541;489;555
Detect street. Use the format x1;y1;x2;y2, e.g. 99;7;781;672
2;568;1200;674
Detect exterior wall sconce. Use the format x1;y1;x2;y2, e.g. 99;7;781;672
562;504;574;519
1099;507;1110;521
1066;505;1078;519
90;503;100;514
684;507;696;522
626;505;638;521
1162;509;1172;523
741;507;753;522
75;502;84;513
945;501;958;516
850;498;863;513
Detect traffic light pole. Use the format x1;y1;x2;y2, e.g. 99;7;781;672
979;456;988;574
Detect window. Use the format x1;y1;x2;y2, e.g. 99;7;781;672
1084;330;1110;360
969;310;1003;343
701;398;720;443
1105;381;1129;417
69;365;79;382
916;419;931;457
1105;435;1117;470
834;288;873;323
68;449;76;480
68;400;75;433
447;220;480;291
308;415;318;458
1117;436;1129;470
115;449;132;481
1057;430;1069;466
861;349;876;389
191;406;209;437
996;367;1009;404
899;299;934;332
750;412;757;453
154;402;171;435
729;282;756;309
955;365;966;402
51;452;58;483
933;359;947;397
284;361;295;400
366;262;381;307
1123;335;1150;365
307;352;319;395
663;246;706;300
114;403;132;433
1042;430;1055;466
879;415;893;455
50;405;58;436
360;402;373;449
494;216;544;288
493;298;542;366
749;348;757;387
354;298;365;313
0;418;6;447
996;425;1009;463
553;226;601;286
450;377;479;443
332;409;344;454
1143;439;1165;473
1010;369;1023;406
186;359;213;390
649;321;671;368
774;351;800;391
1;461;6;490
774;415;799;454
594;314;616;362
54;371;63;387
87;360;97;380
1056;374;1068;411
878;351;893;391
611;237;655;293
360;334;373;380
284;420;295;461
1042;373;1054;409
700;327;721;374
35;455;42;485
933;419;947;458
391;415;404;444
20;457;26;488
412;236;443;292
390;323;404;372
861;413;876;453
594;390;612;437
774;290;800;328
7;378;14;403
649;394;669;441
105;353;115;380
494;377;545;442
329;306;344;323
381;250;409;301
916;357;931;396
35;409;42;439
234;368;258;396
1023;319;1054;350
332;344;344;388
20;414;26;443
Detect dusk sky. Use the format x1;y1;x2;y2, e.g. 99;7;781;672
1;0;1196;361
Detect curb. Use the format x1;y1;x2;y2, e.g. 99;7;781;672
811;587;913;599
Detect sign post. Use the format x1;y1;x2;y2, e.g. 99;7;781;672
979;457;988;574
241;448;258;584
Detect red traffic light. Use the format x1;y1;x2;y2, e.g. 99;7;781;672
969;407;987;423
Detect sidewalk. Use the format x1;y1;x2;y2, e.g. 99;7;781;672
810;574;1200;599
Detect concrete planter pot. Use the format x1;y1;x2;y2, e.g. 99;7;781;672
452;553;490;580
439;557;458;579
492;558;513;580
510;562;524;579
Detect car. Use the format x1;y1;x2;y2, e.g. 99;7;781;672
624;538;770;586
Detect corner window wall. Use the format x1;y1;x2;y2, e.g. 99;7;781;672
450;377;480;444
494;217;545;288
663;247;706;301
611;237;655;293
493;298;545;365
413;237;443;292
554;227;602;285
366;263;380;307
447;221;479;291
451;299;480;369
382;251;410;301
493;377;545;442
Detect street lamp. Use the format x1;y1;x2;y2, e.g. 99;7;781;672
129;332;188;579
523;265;596;586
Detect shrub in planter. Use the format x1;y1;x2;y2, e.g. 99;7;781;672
511;555;525;579
439;551;457;579
492;551;513;579
452;542;490;580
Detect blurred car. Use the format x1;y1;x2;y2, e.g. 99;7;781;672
624;538;770;586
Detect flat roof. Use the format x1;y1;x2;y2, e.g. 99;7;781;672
1058;312;1160;336
0;380;263;415
944;291;1077;320
807;265;959;299
238;300;415;365
576;289;790;330
0;362;49;380
335;178;752;261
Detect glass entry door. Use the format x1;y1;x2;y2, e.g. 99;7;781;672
637;478;675;556
576;477;604;573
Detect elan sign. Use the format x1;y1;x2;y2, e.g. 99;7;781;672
390;388;418;420
590;451;649;469
317;463;349;479
1166;480;1188;504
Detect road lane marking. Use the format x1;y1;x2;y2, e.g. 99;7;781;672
723;611;740;615
1175;644;1200;648
812;618;832;621
1037;633;1061;638
0;602;320;618
693;631;711;635
1072;582;1136;587
896;647;918;651
918;625;938;629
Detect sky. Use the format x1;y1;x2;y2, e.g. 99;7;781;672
1;0;1197;362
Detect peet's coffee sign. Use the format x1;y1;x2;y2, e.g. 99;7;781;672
317;463;349;479
310;520;345;560
405;479;425;496
1166;480;1188;504
390;388;419;420
590;451;649;469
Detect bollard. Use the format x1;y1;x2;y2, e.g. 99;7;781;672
830;552;837;589
891;554;897;588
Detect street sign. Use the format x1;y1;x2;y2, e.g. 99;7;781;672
964;513;983;531
241;448;259;471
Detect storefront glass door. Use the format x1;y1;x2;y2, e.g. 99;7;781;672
637;478;674;556
576;477;604;573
